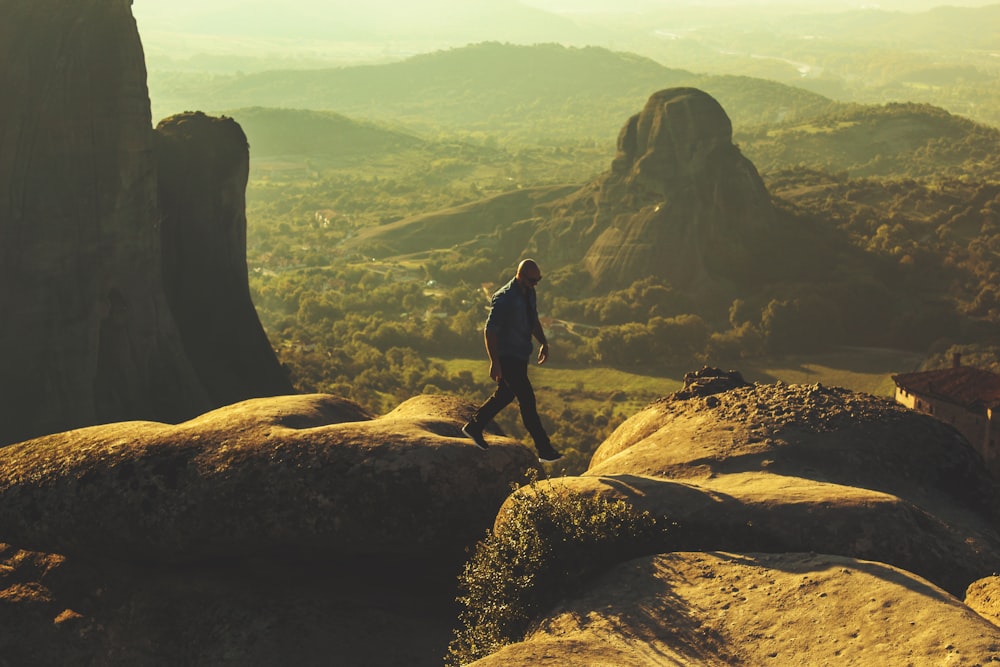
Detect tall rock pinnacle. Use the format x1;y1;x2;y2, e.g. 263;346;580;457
0;1;291;445
531;88;777;290
156;112;293;407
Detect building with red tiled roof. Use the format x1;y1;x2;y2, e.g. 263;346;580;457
892;354;1000;476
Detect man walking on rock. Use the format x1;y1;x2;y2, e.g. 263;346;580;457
462;259;562;463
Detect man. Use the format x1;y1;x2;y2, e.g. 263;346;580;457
462;259;562;463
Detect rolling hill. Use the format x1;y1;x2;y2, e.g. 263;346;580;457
225;107;424;158
149;42;837;142
740;102;1000;179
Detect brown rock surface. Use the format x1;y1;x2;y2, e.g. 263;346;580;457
473;552;1000;666
156;111;293;406
578;379;1000;595
0;393;538;665
0;538;463;666
0;0;208;444
0;393;537;563
967;576;1000;627
473;375;1000;663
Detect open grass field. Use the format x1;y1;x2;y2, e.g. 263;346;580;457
437;346;925;411
437;356;678;415
741;347;926;398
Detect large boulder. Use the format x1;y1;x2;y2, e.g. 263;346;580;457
0;393;537;666
0;393;538;563
966;575;1000;627
578;379;1000;595
473;552;1000;665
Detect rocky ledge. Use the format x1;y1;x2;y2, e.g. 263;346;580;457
483;368;1000;664
0;393;536;665
4;374;1000;665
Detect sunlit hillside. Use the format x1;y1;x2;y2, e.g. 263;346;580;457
150;43;842;144
138;2;1000;128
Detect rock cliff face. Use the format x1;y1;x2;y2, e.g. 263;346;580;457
0;2;290;445
530;88;778;290
156;112;292;407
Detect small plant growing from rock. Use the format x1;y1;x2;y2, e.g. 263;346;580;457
446;471;667;665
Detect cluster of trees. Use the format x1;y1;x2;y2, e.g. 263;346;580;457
738;103;1000;180
251;265;629;475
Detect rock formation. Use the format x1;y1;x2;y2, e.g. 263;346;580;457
0;394;534;562
581;377;1000;594
156;112;292;407
0;393;538;664
469;370;1000;663
4;367;1000;664
966;575;1000;626
0;1;291;446
529;88;778;291
474;552;1000;665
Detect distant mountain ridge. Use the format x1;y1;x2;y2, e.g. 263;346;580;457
149;42;837;141
755;4;1000;52
229;99;1000;183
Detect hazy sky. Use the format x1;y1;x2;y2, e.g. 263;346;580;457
131;0;1000;30
132;0;1000;19
132;0;1000;71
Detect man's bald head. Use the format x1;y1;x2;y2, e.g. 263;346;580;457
515;259;543;289
517;259;540;277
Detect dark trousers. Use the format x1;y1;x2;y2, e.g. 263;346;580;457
471;356;550;449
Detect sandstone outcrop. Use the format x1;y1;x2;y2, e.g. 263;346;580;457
475;372;1000;663
0;0;205;444
0;393;537;665
156;112;293;407
473;552;1000;666
0;1;291;445
966;575;1000;626
581;376;1000;595
0;393;536;563
529;88;778;290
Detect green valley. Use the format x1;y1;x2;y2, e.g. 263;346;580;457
217;43;1000;475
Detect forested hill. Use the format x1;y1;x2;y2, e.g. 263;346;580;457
150;42;836;142
740;102;1000;180
229;99;1000;183
227;107;423;158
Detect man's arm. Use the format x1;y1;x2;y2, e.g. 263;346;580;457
532;320;549;365
485;329;502;381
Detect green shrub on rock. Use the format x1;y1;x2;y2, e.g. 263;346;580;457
446;472;668;665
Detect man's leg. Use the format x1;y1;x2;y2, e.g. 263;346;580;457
497;357;555;454
463;376;517;449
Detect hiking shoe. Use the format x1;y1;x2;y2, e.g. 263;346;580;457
461;423;489;451
536;443;563;463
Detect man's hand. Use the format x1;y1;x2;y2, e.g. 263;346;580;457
537;342;549;365
490;361;503;382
